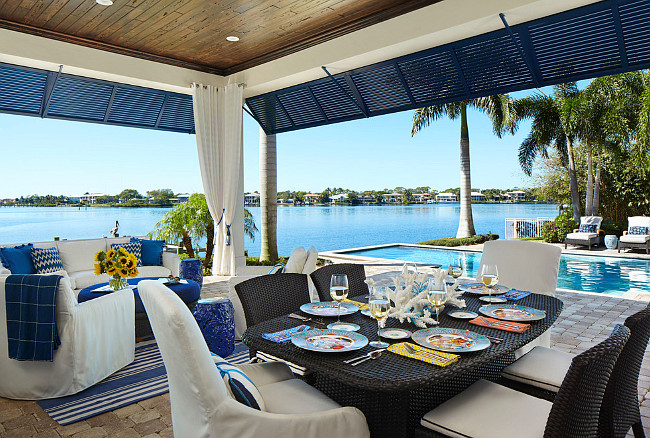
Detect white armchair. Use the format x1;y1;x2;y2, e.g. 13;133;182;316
0;275;135;400
138;280;369;438
476;240;561;357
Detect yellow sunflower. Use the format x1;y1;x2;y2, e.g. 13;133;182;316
106;260;115;269
125;258;135;269
119;268;129;277
129;267;138;277
94;250;105;262
118;256;128;266
106;249;117;259
106;266;117;276
93;263;103;276
118;246;127;256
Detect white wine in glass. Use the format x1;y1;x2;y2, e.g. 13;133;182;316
480;264;499;301
369;287;390;348
428;289;447;324
330;274;349;322
448;254;463;280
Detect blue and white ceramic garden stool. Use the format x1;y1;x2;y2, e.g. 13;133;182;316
193;298;235;357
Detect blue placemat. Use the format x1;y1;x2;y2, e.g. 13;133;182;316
262;325;310;343
501;289;531;301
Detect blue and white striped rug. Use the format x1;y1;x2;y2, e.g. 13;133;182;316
37;339;250;425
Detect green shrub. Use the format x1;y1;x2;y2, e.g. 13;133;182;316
246;256;289;266
417;233;499;247
541;208;576;243
601;221;626;237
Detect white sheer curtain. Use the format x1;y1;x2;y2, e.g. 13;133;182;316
192;83;243;276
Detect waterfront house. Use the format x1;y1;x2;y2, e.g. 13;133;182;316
359;194;375;204
304;194;320;205
436;192;458;203
382;193;404;204
471;192;486;201
244;192;260;206
413;193;431;203
506;190;526;202
330;193;348;204
79;193;106;204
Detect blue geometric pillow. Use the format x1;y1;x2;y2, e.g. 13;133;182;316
629;226;649;235
0;244;36;274
130;238;164;266
578;224;598;233
213;359;265;411
110;241;142;266
31;247;64;274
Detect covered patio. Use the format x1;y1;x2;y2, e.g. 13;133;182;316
2;0;650;437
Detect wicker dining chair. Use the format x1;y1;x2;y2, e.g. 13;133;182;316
234;273;310;327
415;324;631;438
310;263;370;302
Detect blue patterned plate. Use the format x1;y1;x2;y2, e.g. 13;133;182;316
291;329;368;353
411;327;490;353
458;282;510;295
300;301;359;317
479;304;546;321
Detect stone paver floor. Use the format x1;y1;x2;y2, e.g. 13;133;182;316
1;267;649;437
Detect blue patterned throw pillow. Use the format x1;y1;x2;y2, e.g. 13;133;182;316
30;247;65;274
578;224;598;233
213;358;265;411
629;226;649;235
110;241;142;266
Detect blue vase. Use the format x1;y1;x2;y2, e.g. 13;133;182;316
604;235;618;250
180;258;203;288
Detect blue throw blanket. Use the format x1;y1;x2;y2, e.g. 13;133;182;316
5;274;61;361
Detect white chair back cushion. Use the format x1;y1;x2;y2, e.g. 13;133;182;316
285;247;308;273
302;247;319;302
57;239;107;273
580;216;602;227
138;280;230;437
477;240;562;296
628;216;650;229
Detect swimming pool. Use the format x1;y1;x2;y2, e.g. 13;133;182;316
342;245;650;297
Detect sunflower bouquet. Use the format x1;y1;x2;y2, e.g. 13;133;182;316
94;247;139;291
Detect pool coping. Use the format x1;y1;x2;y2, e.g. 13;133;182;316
321;242;650;302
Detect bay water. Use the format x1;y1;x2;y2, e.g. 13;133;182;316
0;204;558;256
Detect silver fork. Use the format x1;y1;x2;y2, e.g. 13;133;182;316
403;344;448;362
287;313;326;326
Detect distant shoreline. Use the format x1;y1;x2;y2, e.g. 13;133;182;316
2;201;552;208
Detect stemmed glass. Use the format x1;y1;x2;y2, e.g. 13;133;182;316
480;264;499;302
368;286;390;348
447;253;464;283
427;280;447;324
330;274;349;323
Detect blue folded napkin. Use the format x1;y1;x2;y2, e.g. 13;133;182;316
262;325;310;343
502;288;531;301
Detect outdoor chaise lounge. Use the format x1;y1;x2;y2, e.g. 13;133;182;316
618;216;650;254
139;280;369;438
564;216;604;250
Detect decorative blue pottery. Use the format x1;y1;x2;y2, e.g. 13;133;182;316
193;298;235;357
604;235;618;250
180;258;203;288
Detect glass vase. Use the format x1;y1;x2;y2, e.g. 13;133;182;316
109;275;128;291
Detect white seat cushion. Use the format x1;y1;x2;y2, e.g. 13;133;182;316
501;346;574;392
136;266;172;278
285;247;308;273
420;379;552;438
565;232;598;240
257;378;341;415
70;271;110;290
620;234;650;244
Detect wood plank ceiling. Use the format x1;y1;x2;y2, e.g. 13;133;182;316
0;0;440;75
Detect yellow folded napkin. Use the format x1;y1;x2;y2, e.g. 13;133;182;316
343;299;368;311
388;342;460;367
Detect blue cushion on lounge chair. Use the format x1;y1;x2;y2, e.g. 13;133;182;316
629;226;649;235
0;244;36;274
578;224;598;233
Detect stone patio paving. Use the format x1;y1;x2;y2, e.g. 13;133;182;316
1;265;649;437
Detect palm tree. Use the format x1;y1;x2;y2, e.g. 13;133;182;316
259;128;278;261
510;83;583;222
412;96;511;238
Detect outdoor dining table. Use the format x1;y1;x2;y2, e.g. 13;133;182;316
243;292;563;438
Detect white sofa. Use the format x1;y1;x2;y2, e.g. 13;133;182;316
0;237;179;297
0;274;135;399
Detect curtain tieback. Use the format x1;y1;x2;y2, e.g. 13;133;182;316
225;224;232;246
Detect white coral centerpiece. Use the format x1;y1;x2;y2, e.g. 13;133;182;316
365;264;466;328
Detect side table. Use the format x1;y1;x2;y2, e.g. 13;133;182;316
193;298;235;357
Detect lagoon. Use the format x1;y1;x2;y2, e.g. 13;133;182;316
0;204;558;256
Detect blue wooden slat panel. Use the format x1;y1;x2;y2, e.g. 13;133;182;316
397;51;465;105
310;77;365;121
246;95;294;131
0;65;47;115
350;64;411;112
107;87;165;127
276;88;326;127
48;76;113;121
619;0;650;66
157;93;194;132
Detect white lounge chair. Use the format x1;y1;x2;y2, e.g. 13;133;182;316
618;216;650;254
138;280;369;438
564;216;603;250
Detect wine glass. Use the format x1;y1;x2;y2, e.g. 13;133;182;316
480;264;499;302
330;274;349;323
368;286;390;348
447;253;464;283
427;280;447;324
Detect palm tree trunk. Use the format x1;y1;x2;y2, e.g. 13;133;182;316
456;104;476;238
181;234;195;258
592;154;601;216
259;128;278;261
566;136;581;223
203;222;214;269
585;142;593;216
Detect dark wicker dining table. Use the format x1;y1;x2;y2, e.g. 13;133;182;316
243;292;563;438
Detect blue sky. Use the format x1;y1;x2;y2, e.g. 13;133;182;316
0;91;534;199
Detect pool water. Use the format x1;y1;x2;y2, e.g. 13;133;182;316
343;245;650;296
